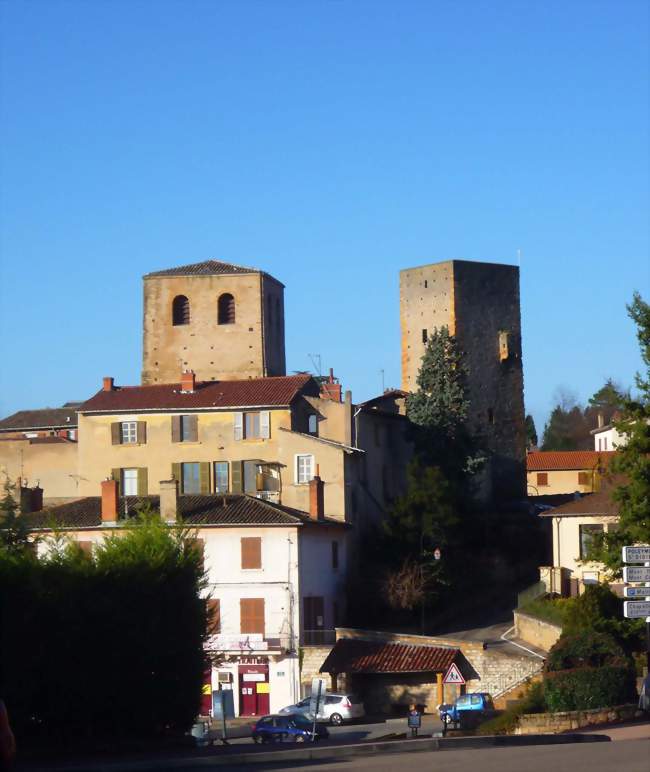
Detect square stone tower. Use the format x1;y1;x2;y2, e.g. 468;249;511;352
142;260;286;384
400;259;525;500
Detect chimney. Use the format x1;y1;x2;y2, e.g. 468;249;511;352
101;479;119;524
160;479;179;523
309;467;324;520
19;485;43;514
344;390;352;446
103;376;115;391
320;369;342;402
181;370;196;393
597;411;604;428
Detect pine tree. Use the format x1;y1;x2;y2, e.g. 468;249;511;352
587;293;650;575
525;414;538;449
0;477;30;554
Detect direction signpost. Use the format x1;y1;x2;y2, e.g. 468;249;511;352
309;677;327;742
621;545;650;672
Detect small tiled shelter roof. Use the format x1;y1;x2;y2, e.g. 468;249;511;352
23;494;345;531
320;638;459;675
80;374;319;413
539;480;623;518
0;406;79;432
526;450;616;472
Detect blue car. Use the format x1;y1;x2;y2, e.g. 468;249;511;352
438;693;495;727
251;713;329;743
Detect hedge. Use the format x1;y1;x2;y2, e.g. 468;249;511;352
544;664;637;712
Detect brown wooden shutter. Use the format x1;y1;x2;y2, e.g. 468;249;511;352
188;415;199;442
207;599;221;635
136;421;147;444
578;471;589;485
537;472;548;486
241;537;262;569
137;468;148;496
111;423;121;445
171;463;182;489
199;462;210;494
231;461;243;493
240;598;265;634
171;415;181;443
111;468;121;496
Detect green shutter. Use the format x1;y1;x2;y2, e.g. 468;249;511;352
189;415;199;442
231;461;243;493
111;468;121;496
137;421;147;444
172;463;182;493
111;423;121;445
199;462;210;494
137;468;148;496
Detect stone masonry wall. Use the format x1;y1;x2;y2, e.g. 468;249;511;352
516;704;641;735
514;611;562;652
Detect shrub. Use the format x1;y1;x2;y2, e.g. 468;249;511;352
546;631;627;671
544;665;637;712
477;680;545;735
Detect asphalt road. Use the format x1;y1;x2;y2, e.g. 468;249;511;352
229;737;650;772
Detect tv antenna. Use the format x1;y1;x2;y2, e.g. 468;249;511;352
308;354;322;377
380;369;385;392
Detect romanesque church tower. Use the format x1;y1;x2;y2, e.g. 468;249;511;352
141;260;286;385
400;259;526;500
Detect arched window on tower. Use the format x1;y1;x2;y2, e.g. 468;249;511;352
172;295;190;326
218;293;236;325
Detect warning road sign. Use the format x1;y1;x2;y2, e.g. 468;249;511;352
443;662;466;685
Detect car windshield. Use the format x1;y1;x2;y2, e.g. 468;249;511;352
289;714;312;727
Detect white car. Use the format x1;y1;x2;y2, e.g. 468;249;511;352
278;693;366;725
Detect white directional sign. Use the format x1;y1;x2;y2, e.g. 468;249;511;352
622;546;650;563
443;662;466;685
623;601;650;619
624;586;650;599
622;566;650;583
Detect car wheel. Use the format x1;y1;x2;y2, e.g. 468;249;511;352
294;734;306;743
252;735;261;744
329;713;343;726
442;714;452;725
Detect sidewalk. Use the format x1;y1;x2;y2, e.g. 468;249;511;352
572;719;650;742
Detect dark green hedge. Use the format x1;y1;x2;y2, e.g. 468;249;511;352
546;631;627;672
0;516;208;748
544;665;637;712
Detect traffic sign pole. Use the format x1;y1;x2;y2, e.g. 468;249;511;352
621;546;650;673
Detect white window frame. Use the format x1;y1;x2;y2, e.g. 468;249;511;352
295;454;314;485
121;421;137;444
122;468;138;496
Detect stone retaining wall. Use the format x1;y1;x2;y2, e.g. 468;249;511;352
515;703;641;735
514;610;562;652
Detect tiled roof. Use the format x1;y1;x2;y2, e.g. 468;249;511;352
539;480;623;518
23;494;342;530
526;451;616;471
320;638;459;675
0;407;78;431
80;374;319;413
144;260;260;278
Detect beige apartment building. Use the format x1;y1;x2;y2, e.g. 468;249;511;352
526;450;616;496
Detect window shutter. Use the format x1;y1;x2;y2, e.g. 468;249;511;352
137;468;148;496
171;463;182;489
111;468;121;495
199;462;210;494
111;423;121;445
240;598;265;635
241;537;262;569
137;421;147;444
188;414;199;442
207;599;221;635
171;415;181;443
231;461;243;493
234;412;243;440
260;411;270;439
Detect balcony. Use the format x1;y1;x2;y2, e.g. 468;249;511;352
255;491;280;504
302;629;336;646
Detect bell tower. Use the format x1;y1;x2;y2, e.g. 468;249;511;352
141;260;286;385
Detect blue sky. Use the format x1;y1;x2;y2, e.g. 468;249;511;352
1;0;648;436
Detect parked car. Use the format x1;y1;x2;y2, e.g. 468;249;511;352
438;692;496;727
251;713;329;743
278;693;366;725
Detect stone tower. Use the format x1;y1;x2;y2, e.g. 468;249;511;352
400;259;525;500
142;260;286;385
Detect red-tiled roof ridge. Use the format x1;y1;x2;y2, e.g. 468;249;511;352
539;474;626;517
319;637;460;675
79;374;318;413
526;450;617;471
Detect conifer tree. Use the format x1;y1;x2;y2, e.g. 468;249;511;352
0;477;30;554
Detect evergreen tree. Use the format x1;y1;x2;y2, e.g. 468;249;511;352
525;414;538;449
587;378;628;425
0;477;30;554
587;293;650;575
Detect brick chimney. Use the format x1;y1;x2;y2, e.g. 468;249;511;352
19;485;43;514
309;467;324;520
181;370;196;393
320;368;342;402
160;479;179;523
101;478;119;524
103;377;115;391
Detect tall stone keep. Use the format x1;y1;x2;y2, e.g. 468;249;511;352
142;260;286;384
400;259;526;500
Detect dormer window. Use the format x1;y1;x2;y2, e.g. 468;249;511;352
218;293;235;324
172;295;190;326
308;414;318;435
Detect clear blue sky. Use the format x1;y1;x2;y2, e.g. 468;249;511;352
1;0;648;437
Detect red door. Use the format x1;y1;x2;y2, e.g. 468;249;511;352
238;665;270;716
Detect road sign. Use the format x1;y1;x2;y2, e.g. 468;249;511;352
624;601;650;619
622;546;650;563
623;566;650;583
443;662;466;685
624;586;650;598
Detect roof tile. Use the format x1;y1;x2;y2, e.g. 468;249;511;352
0;407;78;431
526;451;616;471
320;638;459;675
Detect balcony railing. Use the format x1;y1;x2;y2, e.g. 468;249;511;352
255;491;280;503
302;629;336;646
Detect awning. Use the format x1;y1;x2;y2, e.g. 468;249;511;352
320;638;460;675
